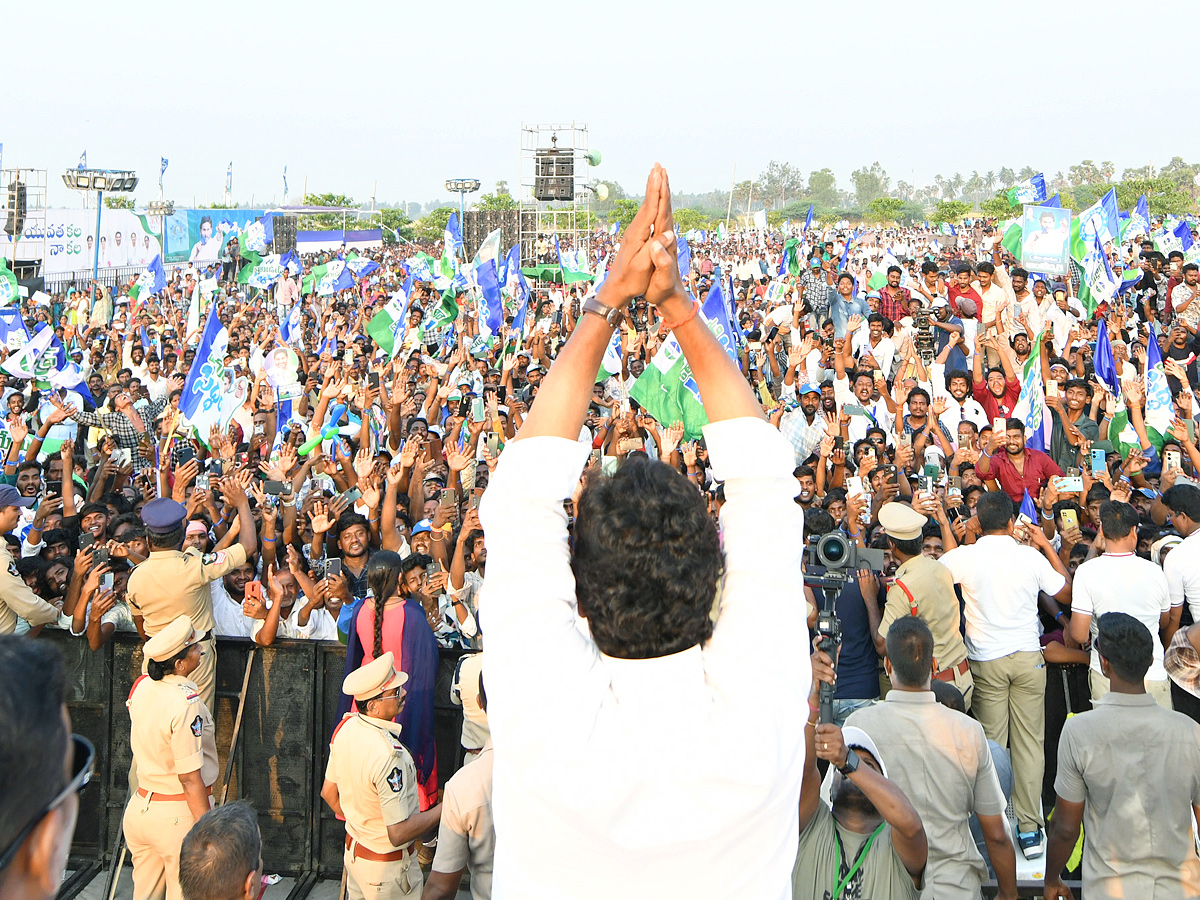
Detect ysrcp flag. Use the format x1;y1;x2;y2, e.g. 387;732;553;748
1144;321;1174;440
1007;173;1047;206
631;279;740;439
1012;329;1050;452
366;275;415;358
129;254;167;302
179;304;244;443
440;212;462;280
160;157;168;185
345;252;380;277
280;300;304;348
0;308;29;351
241;214;275;255
475;258;503;337
303;261;353;296
242;254;287;290
1;323;54;378
0;258;19;308
1124;194;1151;241
1078;188;1120;247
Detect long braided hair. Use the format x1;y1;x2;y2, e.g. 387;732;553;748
365;551;405;661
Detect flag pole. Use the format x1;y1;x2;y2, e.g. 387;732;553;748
725;164;736;230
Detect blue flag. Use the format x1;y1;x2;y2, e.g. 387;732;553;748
1044;194;1061;209
1019;490;1039;523
1093;319;1121;397
727;273;745;345
476;258;504;336
699;279;739;366
243;214;275;255
139;326;150;351
676;234;691;282
0;308;28;349
159;157;168;186
803;204;814;234
1080;188;1121;246
280;301;304;347
1173;220;1194;252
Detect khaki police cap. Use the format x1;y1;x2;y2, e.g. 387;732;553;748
878;501;927;541
343;651;409;702
145;614;203;662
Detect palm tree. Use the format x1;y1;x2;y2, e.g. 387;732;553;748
896;180;913;200
949;173;965;199
999;167;1016;188
1019;166;1037;181
933;174;946;199
985;171;997;193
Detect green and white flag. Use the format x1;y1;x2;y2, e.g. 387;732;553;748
366;275;414;359
630;282;738;439
596;328;622;384
0;258;19;308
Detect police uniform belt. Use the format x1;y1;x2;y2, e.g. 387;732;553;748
345;834;414;861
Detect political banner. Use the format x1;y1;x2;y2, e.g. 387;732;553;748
1020;205;1071;276
163;208;267;264
0;209;162;275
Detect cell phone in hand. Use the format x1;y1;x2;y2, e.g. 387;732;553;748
439;488;458;509
1060;508;1079;531
486;433;501;457
100;572;113;592
195;474;209;491
766;325;780;343
947;476;961;497
341;488;362;506
79;532;95;549
263;480;285;495
324;559;342;578
1090;448;1107;476
885;464;899;486
992;417;1006;436
93;547;109;566
244;581;263;605
471;397;485;422
496;385;507;403
425;560;442;579
469;488;483;510
1164;449;1182;471
368;371;380;391
44;480;61;497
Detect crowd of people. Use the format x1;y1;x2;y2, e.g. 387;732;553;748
0;162;1199;900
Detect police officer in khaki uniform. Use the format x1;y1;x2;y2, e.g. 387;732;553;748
322;653;442;900
124;615;218;900
126;485;256;714
427;658;495;900
876;502;974;707
0;484;60;633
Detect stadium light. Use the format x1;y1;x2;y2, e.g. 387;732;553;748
62;167;138;282
444;178;481;229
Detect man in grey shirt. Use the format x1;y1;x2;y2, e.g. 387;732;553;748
1045;612;1200;900
847;617;1016;900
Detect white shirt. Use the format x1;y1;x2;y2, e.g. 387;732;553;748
250;599;338;641
939;534;1066;661
478;417;808;900
1164;529;1200;625
1071;553;1172;681
833;375;893;446
211;580;255;638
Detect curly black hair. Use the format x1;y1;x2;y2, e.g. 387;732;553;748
571;455;722;659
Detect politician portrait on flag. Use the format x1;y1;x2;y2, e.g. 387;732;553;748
1020;205;1071;276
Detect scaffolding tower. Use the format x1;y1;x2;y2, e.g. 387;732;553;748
518;122;594;270
1;168;48;278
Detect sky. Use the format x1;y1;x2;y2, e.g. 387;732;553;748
6;0;1199;212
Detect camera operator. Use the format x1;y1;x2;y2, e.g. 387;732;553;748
806;509;884;725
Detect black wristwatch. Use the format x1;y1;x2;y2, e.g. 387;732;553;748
837;748;860;777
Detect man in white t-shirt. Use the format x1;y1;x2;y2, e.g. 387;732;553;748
1162;485;1200;627
1068;500;1175;708
937;490;1071;861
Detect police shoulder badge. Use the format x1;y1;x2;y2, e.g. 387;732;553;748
190;715;203;737
386;766;403;793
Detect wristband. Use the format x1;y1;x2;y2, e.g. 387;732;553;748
661;299;701;331
262;537;276;544
1054;611;1065;622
